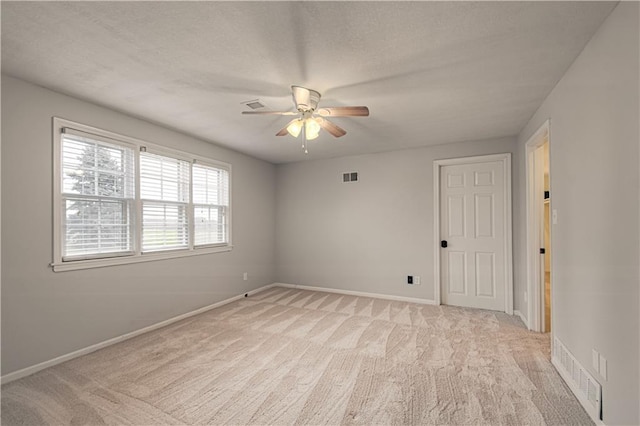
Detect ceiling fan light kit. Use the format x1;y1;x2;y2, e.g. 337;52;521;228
304;117;321;140
286;119;303;138
286;115;321;139
243;85;369;154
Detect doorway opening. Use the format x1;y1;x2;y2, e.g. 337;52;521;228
525;120;552;333
542;142;551;332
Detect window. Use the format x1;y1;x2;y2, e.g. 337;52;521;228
53;119;232;271
61;130;135;260
140;152;190;252
193;163;229;246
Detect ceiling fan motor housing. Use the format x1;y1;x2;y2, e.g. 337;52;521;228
292;85;321;112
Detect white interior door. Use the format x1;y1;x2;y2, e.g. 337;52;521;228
440;160;506;311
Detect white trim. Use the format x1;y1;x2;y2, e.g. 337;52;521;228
52;118;62;266
433;153;513;314
51;245;233;272
505;154;514;315
433;164;441;306
513;310;528;328
274;283;438;305
0;283;277;384
524;120;550;332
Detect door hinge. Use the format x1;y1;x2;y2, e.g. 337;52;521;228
544;191;550;199
540;248;546;254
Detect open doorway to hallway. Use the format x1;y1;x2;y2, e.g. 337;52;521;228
542;142;551;332
526;120;552;334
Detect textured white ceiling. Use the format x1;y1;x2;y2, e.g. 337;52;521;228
1;1;616;164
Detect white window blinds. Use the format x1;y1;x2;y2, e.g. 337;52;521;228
192;163;229;246
140;152;190;252
61;132;135;259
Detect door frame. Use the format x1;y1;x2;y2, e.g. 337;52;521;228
525;120;551;332
433;153;513;314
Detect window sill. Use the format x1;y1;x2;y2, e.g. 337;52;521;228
51;245;233;272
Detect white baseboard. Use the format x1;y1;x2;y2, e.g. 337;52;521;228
274;282;438;305
513;310;528;328
0;283;277;385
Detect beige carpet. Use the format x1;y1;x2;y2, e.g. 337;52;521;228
2;286;592;425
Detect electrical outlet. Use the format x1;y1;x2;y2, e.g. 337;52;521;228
243;272;248;281
552;209;558;224
592;349;599;372
524;292;527;303
407;276;413;285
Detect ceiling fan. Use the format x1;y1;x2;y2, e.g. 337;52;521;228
242;85;369;153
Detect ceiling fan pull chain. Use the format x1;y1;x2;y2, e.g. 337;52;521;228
302;124;309;154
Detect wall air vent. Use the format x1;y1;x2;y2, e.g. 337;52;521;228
342;172;358;183
241;99;265;110
552;337;602;422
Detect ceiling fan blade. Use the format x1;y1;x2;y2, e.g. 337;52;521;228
318;118;347;138
316;106;369;117
242;111;298;116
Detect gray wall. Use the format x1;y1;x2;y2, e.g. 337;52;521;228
276;137;516;301
1;76;277;375
514;3;639;424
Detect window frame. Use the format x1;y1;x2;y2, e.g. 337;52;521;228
52;118;232;272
